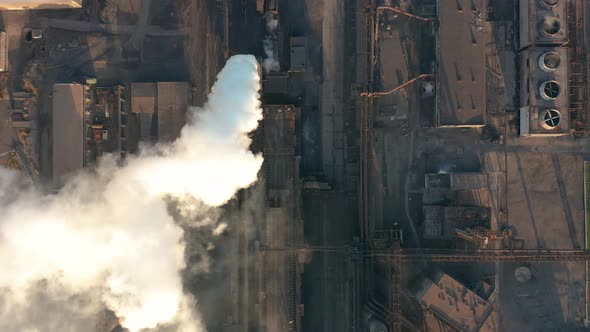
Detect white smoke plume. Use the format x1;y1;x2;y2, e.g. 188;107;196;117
262;14;280;73
0;55;263;331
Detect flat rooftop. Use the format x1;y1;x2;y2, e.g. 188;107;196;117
52;83;84;187
436;0;486;127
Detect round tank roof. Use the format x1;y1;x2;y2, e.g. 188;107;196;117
538;52;560;72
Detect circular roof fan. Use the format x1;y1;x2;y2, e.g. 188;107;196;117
541;16;561;35
514;266;532;283
539;80;560;100
542;0;559;6
538;52;560;71
542;109;561;128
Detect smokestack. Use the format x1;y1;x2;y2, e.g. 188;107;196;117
0;55;263;332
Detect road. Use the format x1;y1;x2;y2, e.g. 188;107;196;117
36;17;187;36
321;0;345;188
0;100;11;155
301;192;356;332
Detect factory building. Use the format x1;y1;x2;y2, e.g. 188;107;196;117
435;0;486;127
519;0;570;136
417;271;497;331
0;0;81;10
131;82;190;143
52;83;84;187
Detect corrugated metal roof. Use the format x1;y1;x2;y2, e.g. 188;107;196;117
52;83;84;187
157;82;189;142
131;83;156;114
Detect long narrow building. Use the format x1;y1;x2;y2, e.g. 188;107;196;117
0;0;82;10
52;83;84;187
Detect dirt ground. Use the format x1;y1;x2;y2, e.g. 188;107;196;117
498;262;586;331
506;152;584;250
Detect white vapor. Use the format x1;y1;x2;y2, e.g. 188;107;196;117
0;55;263;331
262;14;280;73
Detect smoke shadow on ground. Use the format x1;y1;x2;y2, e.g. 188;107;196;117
169;182;265;331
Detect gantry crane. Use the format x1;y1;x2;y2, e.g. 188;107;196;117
455;227;513;248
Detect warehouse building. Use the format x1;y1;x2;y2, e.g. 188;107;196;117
436;0;486;127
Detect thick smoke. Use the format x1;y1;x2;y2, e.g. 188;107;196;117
0;55;263;331
262;14;280;73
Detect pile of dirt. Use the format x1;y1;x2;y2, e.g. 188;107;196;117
22;60;42;99
0;151;21;170
0;72;10;100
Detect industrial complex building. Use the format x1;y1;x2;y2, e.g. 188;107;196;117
50;81;187;188
8;0;590;331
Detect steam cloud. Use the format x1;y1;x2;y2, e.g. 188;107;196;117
262;14;280;73
0;55;263;331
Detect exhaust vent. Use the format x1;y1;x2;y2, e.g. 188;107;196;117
541;16;561;35
541;109;561;128
539;80;560;100
541;0;559;6
538;52;560;71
